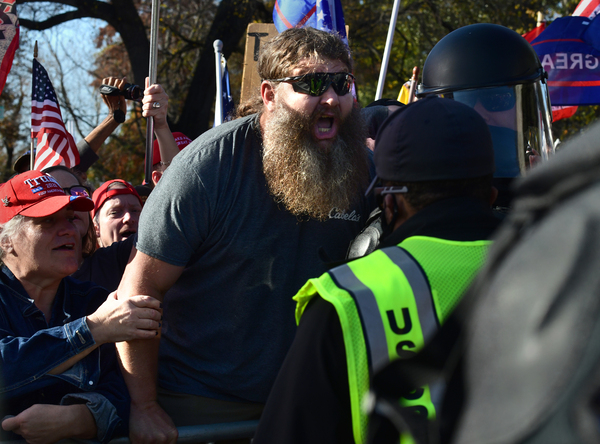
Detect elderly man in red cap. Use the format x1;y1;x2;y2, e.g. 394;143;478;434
0;171;161;444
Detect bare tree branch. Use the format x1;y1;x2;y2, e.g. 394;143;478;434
19;12;89;31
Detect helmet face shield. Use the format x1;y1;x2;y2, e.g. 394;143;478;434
440;81;554;178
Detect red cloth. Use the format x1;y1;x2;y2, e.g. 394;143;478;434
522;23;546;43
0;1;19;96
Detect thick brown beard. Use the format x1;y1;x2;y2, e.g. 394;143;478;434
262;100;370;221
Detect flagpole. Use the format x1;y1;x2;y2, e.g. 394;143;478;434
145;0;160;186
214;40;224;127
375;0;401;100
31;41;38;171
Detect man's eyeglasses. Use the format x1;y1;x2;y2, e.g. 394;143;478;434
374;186;408;208
63;185;91;198
450;86;516;112
267;72;355;97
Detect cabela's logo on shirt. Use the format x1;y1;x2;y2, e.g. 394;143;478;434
328;208;361;222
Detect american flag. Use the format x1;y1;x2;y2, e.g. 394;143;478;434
31;58;79;170
574;0;600;19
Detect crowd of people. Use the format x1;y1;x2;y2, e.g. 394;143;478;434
1;21;590;444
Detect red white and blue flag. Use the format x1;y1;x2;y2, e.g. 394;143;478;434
0;0;19;96
31;58;80;170
574;0;600;19
273;0;347;44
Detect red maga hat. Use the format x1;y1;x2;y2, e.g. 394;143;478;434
0;171;94;224
152;132;192;166
91;179;142;219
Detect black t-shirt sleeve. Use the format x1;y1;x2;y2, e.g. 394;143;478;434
73;139;99;173
253;297;354;444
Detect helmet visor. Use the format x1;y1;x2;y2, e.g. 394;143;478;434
441;82;554;178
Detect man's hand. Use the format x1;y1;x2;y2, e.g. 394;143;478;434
129;400;178;444
87;292;162;345
142;78;170;130
2;404;96;444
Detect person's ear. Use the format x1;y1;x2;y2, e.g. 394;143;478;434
490;186;499;206
94;220;102;245
261;81;277;113
152;170;162;186
383;194;397;227
0;236;14;256
384;194;411;232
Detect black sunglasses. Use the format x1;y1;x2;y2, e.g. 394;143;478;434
374;186;408;208
267;72;355;97
450;87;516;113
63;185;91;198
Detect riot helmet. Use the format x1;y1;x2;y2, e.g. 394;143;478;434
417;24;554;180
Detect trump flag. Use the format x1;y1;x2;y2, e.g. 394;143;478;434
531;15;600;106
273;0;347;44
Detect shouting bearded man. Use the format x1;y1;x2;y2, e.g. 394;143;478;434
115;27;375;444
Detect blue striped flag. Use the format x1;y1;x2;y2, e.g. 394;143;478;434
222;59;234;122
273;0;347;44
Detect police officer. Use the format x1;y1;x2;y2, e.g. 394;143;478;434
252;97;501;444
417;23;555;208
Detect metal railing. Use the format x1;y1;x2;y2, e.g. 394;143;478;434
1;420;259;444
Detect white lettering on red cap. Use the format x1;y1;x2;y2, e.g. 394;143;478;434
24;175;60;189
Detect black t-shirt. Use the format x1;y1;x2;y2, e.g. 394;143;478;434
72;235;135;292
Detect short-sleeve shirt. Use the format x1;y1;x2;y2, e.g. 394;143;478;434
136;114;374;403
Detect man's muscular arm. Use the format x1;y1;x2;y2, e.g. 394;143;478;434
116;246;184;444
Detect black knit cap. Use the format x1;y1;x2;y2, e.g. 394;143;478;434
373;96;495;183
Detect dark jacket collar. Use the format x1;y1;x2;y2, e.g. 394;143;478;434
378;196;501;249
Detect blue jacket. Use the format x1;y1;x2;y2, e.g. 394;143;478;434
0;266;129;442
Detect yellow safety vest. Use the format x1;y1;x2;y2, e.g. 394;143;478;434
294;236;492;444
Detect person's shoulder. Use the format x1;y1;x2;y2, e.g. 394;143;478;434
173;115;258;168
193;114;257;146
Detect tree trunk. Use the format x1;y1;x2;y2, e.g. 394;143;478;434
174;0;263;138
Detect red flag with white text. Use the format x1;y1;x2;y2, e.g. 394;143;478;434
0;0;19;96
31;58;79;170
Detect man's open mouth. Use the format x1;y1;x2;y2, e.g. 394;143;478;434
317;116;334;133
54;243;75;251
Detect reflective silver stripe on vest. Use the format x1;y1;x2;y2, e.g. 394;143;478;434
382;246;439;343
329;247;439;374
328;265;390;373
